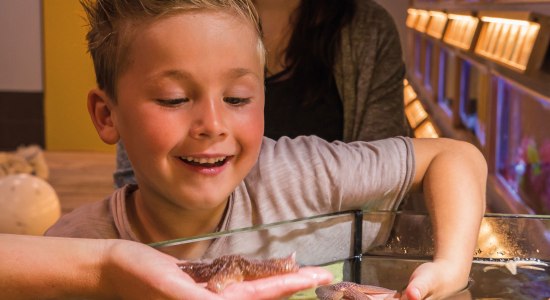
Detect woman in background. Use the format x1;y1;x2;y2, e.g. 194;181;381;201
114;0;409;187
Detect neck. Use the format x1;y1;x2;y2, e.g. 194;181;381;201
128;189;228;259
254;0;301;75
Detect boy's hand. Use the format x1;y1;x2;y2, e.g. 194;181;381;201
105;240;332;300
401;261;471;300
220;267;333;300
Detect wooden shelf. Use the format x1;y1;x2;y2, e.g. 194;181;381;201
44;151;115;214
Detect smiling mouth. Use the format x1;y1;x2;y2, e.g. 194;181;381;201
179;156;228;168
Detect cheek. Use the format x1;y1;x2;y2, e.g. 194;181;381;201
237;105;264;164
117;105;182;151
237;105;264;142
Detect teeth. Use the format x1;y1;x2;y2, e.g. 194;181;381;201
181;156;226;164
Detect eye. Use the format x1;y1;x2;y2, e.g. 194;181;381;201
155;98;189;107
224;97;251;106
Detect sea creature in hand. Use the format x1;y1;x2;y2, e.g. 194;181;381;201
315;281;398;300
178;253;299;293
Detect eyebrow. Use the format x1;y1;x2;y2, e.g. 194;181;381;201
225;68;259;80
152;68;260;82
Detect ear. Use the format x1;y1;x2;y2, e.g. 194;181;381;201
87;89;120;145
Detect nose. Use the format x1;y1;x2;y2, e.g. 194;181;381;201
189;97;228;140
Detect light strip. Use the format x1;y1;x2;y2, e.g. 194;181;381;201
448;14;477;22
481;16;531;26
429;11;446;18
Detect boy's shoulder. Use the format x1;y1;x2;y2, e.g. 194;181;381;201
44;186;134;239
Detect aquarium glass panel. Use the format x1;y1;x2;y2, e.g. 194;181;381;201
495;77;550;214
150;211;359;264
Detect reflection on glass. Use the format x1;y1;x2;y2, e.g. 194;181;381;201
365;212;550;299
150;211;359;264
496;77;550;214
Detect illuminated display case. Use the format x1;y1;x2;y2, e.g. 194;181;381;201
439;12;488;148
475;12;541;72
424;11;448;97
438;47;459;121
403;80;440;138
406;2;550;214
458;59;490;147
405;100;429;128
407;9;431;85
443;13;479;50
494;76;550;215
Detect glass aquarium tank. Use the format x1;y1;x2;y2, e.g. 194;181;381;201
152;210;550;299
438;48;457;116
459;59;489;147
495;76;550;215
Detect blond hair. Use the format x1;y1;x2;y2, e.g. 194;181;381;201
81;0;264;100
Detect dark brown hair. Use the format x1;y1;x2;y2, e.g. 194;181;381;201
284;0;355;106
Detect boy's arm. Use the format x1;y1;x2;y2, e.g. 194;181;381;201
0;234;217;299
0;234;331;300
406;138;487;299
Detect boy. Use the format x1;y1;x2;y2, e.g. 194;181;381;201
47;0;487;299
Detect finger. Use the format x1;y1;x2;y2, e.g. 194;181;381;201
401;285;422;300
296;267;334;285
403;272;431;300
221;267;333;300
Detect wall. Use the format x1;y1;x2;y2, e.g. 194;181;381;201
374;0;410;65
43;0;112;152
0;0;44;150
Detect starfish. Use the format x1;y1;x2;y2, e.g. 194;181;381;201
474;258;549;275
315;282;398;300
177;253;299;293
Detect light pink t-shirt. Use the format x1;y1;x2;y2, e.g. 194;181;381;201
46;136;414;264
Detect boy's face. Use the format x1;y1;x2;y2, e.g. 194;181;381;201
107;11;264;210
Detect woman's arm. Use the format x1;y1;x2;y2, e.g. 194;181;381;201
0;234;331;300
406;138;487;299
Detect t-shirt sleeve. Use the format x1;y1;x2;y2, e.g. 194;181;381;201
44;198;120;239
336;136;415;210
248;136;415;216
